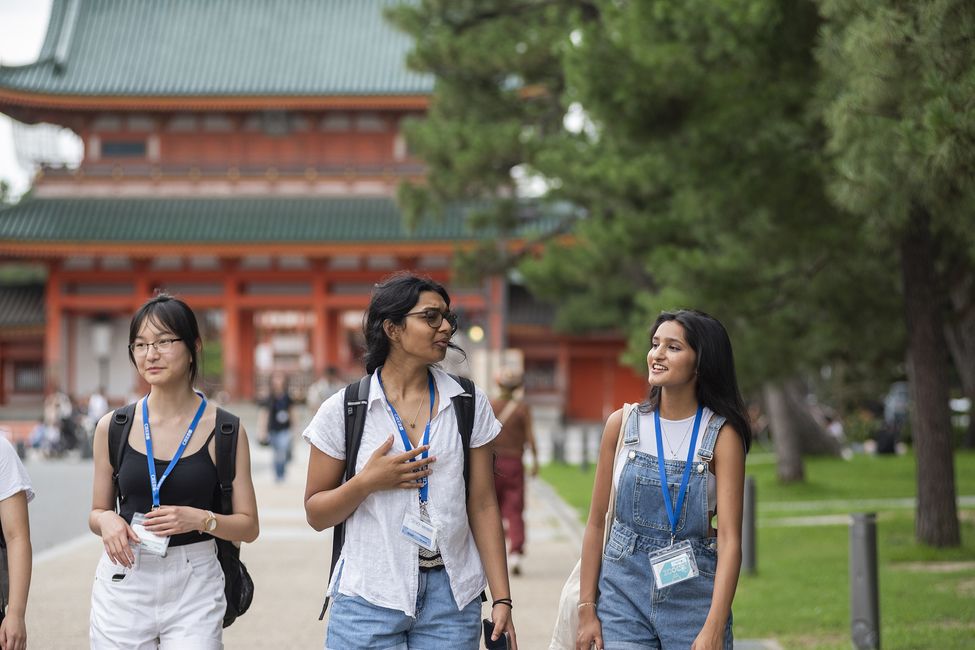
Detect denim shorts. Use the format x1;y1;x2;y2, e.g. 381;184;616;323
325;566;481;650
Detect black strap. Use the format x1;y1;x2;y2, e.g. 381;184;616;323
319;376;370;620
319;373;477;619
448;374;476;500
108;403;138;513
214;408;239;516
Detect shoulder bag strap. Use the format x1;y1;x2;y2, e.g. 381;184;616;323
603;403;635;549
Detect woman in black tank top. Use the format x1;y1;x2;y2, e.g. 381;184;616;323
87;294;259;649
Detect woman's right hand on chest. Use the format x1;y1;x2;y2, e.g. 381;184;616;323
98;511;141;568
357;435;438;493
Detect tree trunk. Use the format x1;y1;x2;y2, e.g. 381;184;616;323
944;264;975;449
763;381;804;483
902;206;960;547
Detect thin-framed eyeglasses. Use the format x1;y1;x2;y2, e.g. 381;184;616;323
403;309;458;332
129;338;182;356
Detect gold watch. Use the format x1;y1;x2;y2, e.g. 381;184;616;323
203;510;217;533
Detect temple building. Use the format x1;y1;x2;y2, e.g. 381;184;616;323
0;0;643;421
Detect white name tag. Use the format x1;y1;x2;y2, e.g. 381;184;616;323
649;540;699;589
131;512;170;557
401;512;438;552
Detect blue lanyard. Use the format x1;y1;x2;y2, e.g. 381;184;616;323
142;391;208;509
654;405;704;540
378;370;435;503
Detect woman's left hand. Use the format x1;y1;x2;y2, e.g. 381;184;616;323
690;627;724;650
142;506;206;536
489;604;517;650
0;612;28;650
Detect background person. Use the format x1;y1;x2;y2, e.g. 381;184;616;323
0;434;33;650
490;367;539;576
257;372;296;483
88;294;259;649
304;273;518;649
576;309;751;650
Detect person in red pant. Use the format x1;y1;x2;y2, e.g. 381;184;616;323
491;368;539;576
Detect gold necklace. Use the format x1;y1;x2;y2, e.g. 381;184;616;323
408;394;426;429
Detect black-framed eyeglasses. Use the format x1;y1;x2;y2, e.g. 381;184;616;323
404;309;458;332
129;338;182;355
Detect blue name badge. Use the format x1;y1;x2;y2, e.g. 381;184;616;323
649;540;699;589
401;512;438;552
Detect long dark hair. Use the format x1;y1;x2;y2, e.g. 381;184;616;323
128;294;202;385
362;273;464;374
640;309;751;452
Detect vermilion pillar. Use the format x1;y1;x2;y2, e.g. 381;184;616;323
222;259;241;397
44;262;63;392
311;259;329;376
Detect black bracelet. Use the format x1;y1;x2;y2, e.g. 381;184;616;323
492;598;513;609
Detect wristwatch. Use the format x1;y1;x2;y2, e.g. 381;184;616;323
203;510;217;533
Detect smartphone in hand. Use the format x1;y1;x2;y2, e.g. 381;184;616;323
483;619;509;650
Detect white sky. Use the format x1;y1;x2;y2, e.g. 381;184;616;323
0;0;54;199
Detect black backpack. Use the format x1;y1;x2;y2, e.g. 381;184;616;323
318;372;477;619
108;403;254;628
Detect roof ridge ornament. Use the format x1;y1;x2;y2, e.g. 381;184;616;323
53;0;82;74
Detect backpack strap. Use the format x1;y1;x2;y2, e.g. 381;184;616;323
319;374;371;620
108;403;138;513
214;408;239;516
447;373;485;603
448;374;476;500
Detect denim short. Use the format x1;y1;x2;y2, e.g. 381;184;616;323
325;566;481;650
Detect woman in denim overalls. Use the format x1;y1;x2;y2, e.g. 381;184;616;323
576;310;751;649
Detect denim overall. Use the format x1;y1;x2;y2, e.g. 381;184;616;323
597;408;733;649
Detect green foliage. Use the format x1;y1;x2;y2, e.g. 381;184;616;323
390;0;908;395
816;0;975;241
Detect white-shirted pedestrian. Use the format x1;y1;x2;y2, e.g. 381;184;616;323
304;273;518;650
0;435;34;650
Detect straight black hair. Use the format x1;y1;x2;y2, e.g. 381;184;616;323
128;294;202;385
641;309;752;452
363;273;464;374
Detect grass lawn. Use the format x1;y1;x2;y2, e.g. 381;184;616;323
540;451;975;649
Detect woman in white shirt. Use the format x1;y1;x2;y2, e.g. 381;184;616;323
304;273;518;649
0;435;34;650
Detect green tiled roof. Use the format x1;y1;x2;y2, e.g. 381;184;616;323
0;0;431;97
0;197;484;243
0;284;45;328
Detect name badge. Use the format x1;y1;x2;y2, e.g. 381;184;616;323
648;540;699;589
131;512;170;557
401;512;438;552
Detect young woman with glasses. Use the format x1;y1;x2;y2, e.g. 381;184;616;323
88;294;259;649
304;273;518;649
574;310;751;650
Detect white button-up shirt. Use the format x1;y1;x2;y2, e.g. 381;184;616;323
302;367;501;616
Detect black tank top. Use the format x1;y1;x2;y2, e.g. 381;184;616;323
118;429;219;547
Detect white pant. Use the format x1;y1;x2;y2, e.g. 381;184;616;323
90;539;226;650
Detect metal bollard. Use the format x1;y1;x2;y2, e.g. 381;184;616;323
850;513;880;649
741;476;756;574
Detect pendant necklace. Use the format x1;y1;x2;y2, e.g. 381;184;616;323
408;394;426;428
663;416;696;459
